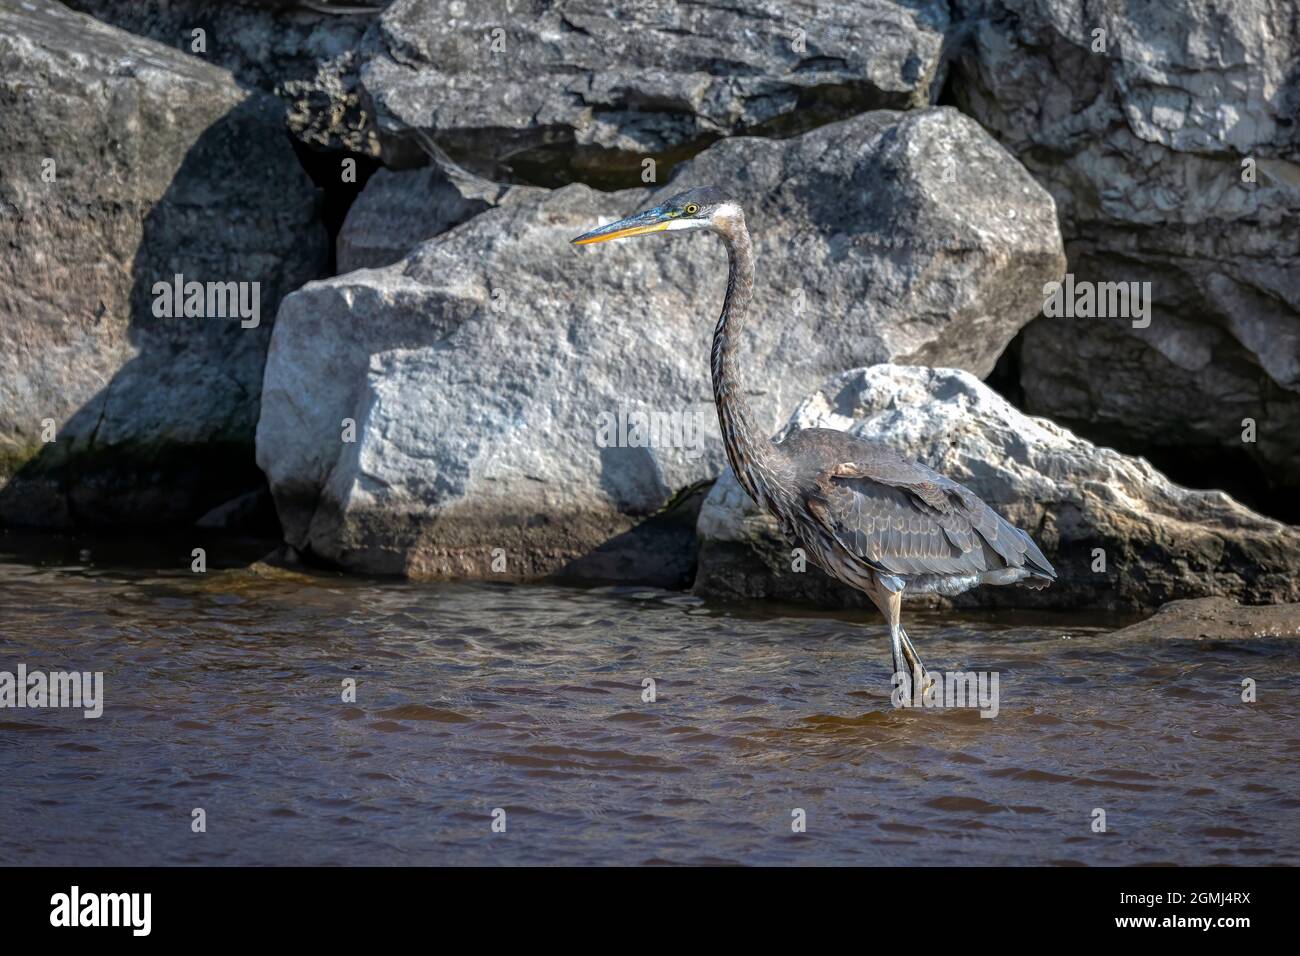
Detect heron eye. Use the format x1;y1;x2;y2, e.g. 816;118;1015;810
684;203;699;215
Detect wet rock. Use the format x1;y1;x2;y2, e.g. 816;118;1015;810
1108;597;1300;642
257;107;1064;579
65;0;381;155
359;0;952;184
949;0;1300;498
0;0;326;528
694;365;1300;610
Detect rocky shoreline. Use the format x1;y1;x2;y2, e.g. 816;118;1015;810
1105;597;1300;641
3;0;1296;617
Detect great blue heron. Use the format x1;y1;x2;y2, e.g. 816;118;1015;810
572;186;1056;694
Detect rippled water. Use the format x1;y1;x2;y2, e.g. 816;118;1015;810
2;534;1297;866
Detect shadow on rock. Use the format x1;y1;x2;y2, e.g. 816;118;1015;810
0;3;325;531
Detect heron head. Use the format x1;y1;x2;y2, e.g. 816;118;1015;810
570;185;739;245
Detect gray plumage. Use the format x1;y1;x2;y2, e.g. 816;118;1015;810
775;428;1055;596
573;186;1057;688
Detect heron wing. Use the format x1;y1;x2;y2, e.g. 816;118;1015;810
803;449;1050;580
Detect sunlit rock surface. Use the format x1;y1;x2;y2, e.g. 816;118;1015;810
950;0;1300;497
694;366;1300;610
257;108;1064;580
359;0;952;184
0;0;326;527
337;167;533;273
64;0;380;154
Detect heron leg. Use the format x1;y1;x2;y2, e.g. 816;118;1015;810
898;625;935;698
866;581;933;703
888;600;905;684
866;584;907;684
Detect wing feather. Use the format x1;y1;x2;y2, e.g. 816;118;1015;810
806;448;1054;582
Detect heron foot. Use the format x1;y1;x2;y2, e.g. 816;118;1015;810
898;627;936;700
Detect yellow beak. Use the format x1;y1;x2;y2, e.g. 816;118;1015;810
571;210;671;245
571;222;669;244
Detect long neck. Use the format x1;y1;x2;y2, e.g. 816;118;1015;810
711;216;777;504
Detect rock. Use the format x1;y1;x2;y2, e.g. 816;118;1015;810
1107;597;1300;642
949;0;1300;499
257;107;1064;580
693;365;1300;610
195;487;278;533
0;0;327;528
65;0;381;155
359;0;952;184
337;167;528;273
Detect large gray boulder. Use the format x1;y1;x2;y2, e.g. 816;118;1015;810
950;0;1300;500
0;0;326;527
694;365;1300;610
257;107;1064;580
359;0;952;183
65;0;381;155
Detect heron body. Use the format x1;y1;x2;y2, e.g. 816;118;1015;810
573;186;1056;690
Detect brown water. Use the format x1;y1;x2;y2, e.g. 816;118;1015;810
2;535;1297;866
